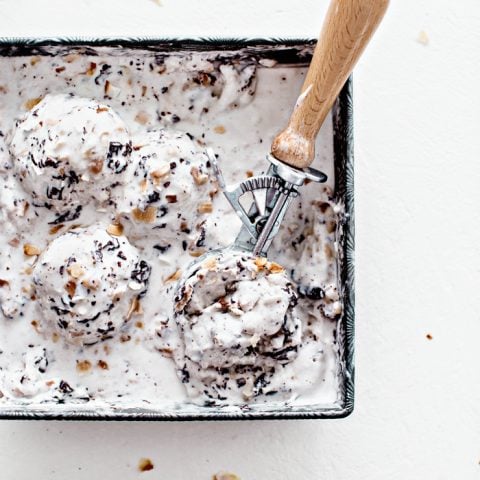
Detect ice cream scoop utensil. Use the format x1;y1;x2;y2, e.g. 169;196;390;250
209;150;326;256
212;0;388;256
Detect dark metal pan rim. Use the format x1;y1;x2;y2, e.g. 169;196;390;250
0;37;354;421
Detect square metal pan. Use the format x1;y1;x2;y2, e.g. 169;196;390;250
0;38;354;421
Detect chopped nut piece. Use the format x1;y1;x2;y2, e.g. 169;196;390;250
49;224;64;235
246;170;254;178
259;58;278;67
132;206;157;223
426;333;433;340
31;319;40;332
212;472;240;480
213;125;226;134
51;332;60;343
203;257;217;270
97;360;109;370
96;106;108;113
331;302;343;315
30;56;40;66
85;62;97;75
164;269;181;283
106;223;124;237
166;194;177;203
138;458;154;472
158;347;173;357
326;221;336;234
303;226;314;237
134;111;150;125
67;263;85;279
23;244;41;256
242;384;254;400
417;30;429;45
316;201;331;213
254;257;268;269
189;250;206;258
55;66;66;73
135;320;144;329
24;97;42;111
209;187;219;199
229;306;244;316
22;201;29;216
150;164;170;183
190;166;209;185
174;284;193;313
198;202;213;214
268;262;285;274
81;278;99;290
76;360;92;373
89;159;104;174
104;80;111;95
71;331;85;338
63;54;79;63
0;279;9;288
139;178;148;192
120;334;132;343
64;280;77;298
126;297;143;320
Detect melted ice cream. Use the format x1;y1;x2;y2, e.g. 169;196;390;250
0;46;343;411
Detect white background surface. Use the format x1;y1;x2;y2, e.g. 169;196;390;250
0;0;479;479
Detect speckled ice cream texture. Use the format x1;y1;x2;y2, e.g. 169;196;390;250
173;251;303;404
10;93;132;216
0;46;343;411
33;224;151;346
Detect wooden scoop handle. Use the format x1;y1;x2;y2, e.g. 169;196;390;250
271;0;388;169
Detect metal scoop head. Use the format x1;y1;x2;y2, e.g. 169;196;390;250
208;149;327;256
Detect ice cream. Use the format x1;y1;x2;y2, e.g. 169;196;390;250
33;224;151;346
0;45;343;413
119;129;213;252
9;93;132;222
173;250;302;403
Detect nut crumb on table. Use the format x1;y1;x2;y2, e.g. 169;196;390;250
213;472;240;480
138;458;154;472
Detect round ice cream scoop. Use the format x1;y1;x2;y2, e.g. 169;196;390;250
119;129;212;250
10;93;132;216
173;249;302;403
33;224;151;346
